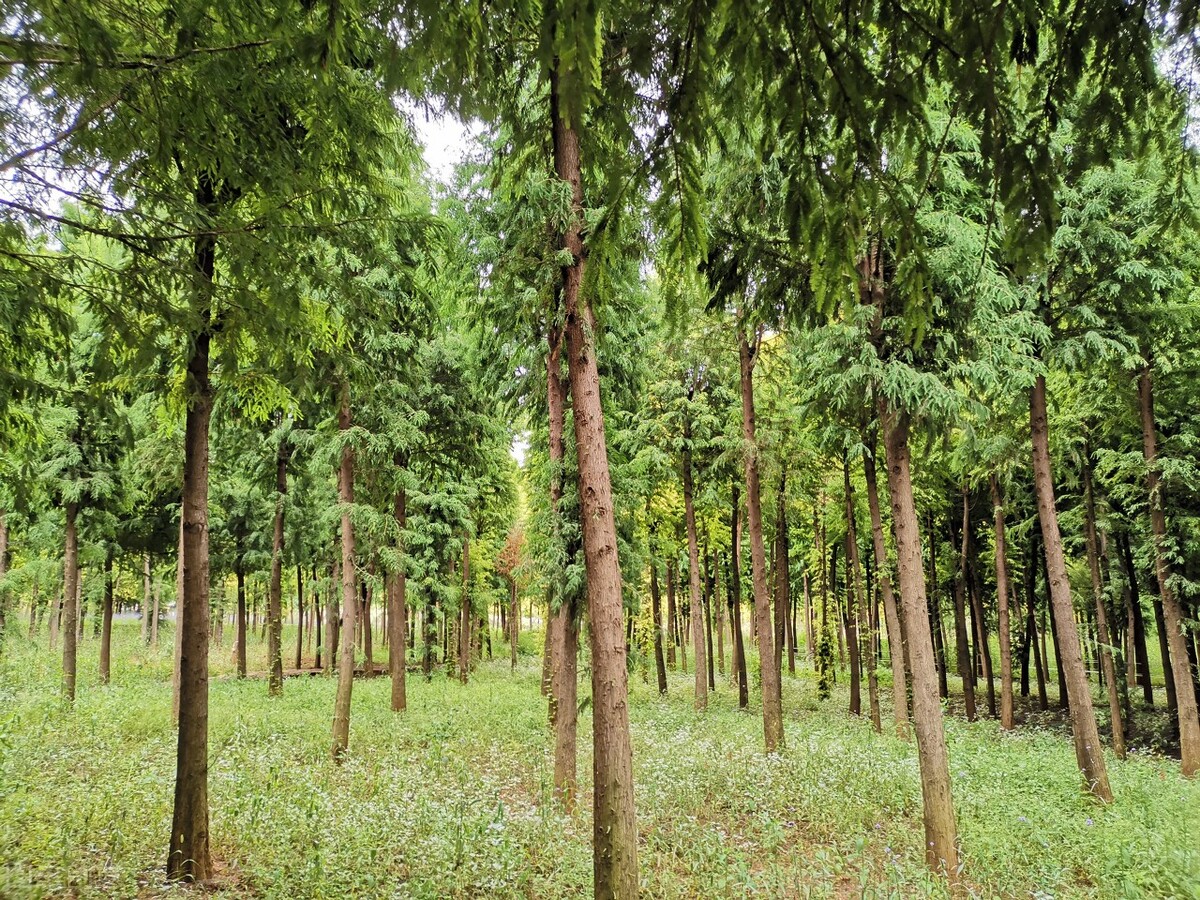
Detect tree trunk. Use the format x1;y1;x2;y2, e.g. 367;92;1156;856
152;576;161;649
989;475;1015;731
459;539;471;684
844;467;863;717
142;552;152;644
167;223;215;880
666;559;677;669
1117;532;1153;706
1030;375;1112;800
966;516;996;717
716;549;727;678
844;461;879;730
390;484;408;711
879;402;959;879
731;486;749;709
1138;361;1199;776
550;72;637;896
739;329;784;752
62;501;80;701
948;493;977;722
649;550;667;695
326;557;339;674
295;566;304;670
331;385;358;761
705;549;716;691
99;547;114;684
682;413;708;710
864;443;909;736
267;434;289;696
236;566;247;679
774;475;789;677
1082;444;1125;758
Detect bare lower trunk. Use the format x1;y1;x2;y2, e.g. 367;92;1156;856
331;386;358;761
952;492;976;721
730;487;749;708
550;71;636;895
682;421;708;710
1030;375;1112;800
172;516;184;720
844;462;879;731
295;566;304;670
391;484;408;711
1138;362;1199;776
459;540;471;684
879;403;959;879
1083;446;1125;758
268;435;289;696
740;330;783;752
236;567;247;678
142;553;152;644
99;547;114;684
553;596;579;809
62;501;80;701
1117;532;1153;706
990;475;1015;731
864;444;908;736
650;551;667;695
167;280;214;881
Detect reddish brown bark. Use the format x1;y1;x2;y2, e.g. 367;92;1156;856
682;408;708;710
391;484;408;712
267;434;289;697
1082;446;1125;758
551;72;637;893
863;444;909;736
739;331;784;752
1030;375;1112;800
879;403;959;879
61;501;79;701
989;475;1015;731
99;547;114;685
1138;362;1199;776
168;312;214;881
331;385;358;761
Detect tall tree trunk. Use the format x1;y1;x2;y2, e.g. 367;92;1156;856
966;516;996;717
267;434;289;697
926;515;949;700
509;579;519;670
153;576;161;649
62;501;80;701
1117;532;1153;706
879;403;959;878
331;385;358;761
236;566;247;679
550;75;637;895
1030;375;1112;800
649;550;667;695
682;413;708;710
716;549;728;678
864;443;909;736
739;329;784;752
845;461;879;730
1138;361;1200;776
666;559;677;669
295;566;304;670
1082;444;1125;758
705;549;716;690
390;483;408;711
774;475;789;677
460;539;471;684
99;547;114;684
844;466;863;717
327;557;339;674
731;486;749;709
989;475;1015;731
167;209;216;879
142;552;152;644
951;494;977;721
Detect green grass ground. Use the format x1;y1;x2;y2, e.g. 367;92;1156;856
1;622;1198;898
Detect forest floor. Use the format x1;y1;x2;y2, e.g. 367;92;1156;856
1;623;1198;899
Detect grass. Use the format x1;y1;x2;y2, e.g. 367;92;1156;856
1;622;1198;898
